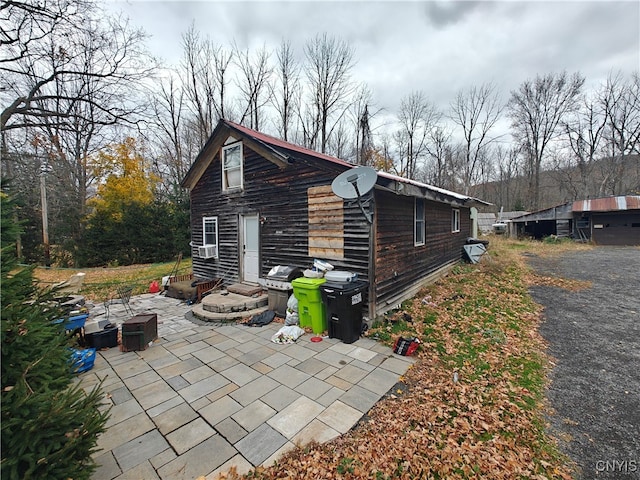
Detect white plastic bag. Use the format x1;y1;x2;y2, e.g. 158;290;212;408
285;293;299;325
284;311;299;326
271;325;305;344
286;294;298;313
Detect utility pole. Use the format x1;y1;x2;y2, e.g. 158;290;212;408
40;162;51;267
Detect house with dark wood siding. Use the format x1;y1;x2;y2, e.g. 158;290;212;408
181;119;488;319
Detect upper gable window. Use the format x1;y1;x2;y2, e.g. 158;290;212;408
415;198;425;246
222;142;243;191
452;208;460;233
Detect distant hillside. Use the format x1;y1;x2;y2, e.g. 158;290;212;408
471;155;640;213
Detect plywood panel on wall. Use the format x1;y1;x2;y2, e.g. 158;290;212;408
308;185;344;259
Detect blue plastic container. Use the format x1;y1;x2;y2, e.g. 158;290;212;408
70;348;96;373
54;313;89;331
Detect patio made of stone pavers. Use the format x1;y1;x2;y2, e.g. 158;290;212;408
78;294;415;480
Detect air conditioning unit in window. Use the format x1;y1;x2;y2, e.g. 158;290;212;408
198;245;217;259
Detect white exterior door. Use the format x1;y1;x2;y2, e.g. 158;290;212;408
242;215;259;283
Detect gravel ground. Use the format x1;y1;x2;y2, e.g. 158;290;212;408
527;247;640;480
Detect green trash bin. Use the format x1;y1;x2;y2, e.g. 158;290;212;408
291;277;326;333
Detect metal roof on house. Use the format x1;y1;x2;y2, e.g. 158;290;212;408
572;196;640;212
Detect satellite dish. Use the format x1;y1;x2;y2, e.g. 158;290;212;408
331;166;377;224
331;166;377;199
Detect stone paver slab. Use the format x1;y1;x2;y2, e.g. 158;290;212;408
93;452;121;480
157;435;235;480
333;363;369;383
230;375;279;406
313;349;352;368
199;396;243;427
179;374;229;403
123;370;162;390
262;351;292;368
294;377;333;400
292;418;340;447
214;417;247;444
97;413;155;453
181;364;216;384
267;364;310;389
105;398;144;428
165;418;216;455
347;347;377;362
112;429;169;471
192;346;226;364
166;340;210;358
339;384;381;414
317;400;364;434
112;358;152;379
206;454;253;479
379;355;414;374
131;380;178;410
220;363;262;386
153;402;198;435
115;460;160;480
234;423;288;467
260;384;300;411
146;395;185;418
359;367;401;395
267;396;324;439
232;400;276;432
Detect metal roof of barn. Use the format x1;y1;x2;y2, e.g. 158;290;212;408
572;196;640;212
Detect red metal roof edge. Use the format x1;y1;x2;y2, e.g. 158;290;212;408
224;120;485;204
225;120;353;168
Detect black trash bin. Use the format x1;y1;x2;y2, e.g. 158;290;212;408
320;280;368;344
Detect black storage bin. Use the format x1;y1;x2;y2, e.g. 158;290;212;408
320;280;368;344
86;325;118;349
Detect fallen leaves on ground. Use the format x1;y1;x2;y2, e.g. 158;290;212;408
217;240;575;480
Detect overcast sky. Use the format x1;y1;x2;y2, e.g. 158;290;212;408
107;0;639;138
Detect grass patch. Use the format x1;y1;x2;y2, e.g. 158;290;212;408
33;258;192;301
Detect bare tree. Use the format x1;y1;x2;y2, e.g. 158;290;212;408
149;71;194;197
348;84;378;166
304;33;355;153
181;24;232;146
396;90;441;179
563;92;607;198
598;71;640;195
271;39;300;141
233;43;273;131
424;125;453;187
450;82;502;194
507;71;584;209
1;2;151;132
494;145;524;210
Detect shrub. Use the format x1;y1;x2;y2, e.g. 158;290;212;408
1;189;109;480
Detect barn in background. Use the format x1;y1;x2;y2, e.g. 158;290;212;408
509;195;640;245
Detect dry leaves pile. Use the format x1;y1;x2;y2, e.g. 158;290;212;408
220;243;576;480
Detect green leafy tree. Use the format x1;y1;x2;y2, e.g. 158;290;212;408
80;138;189;266
1;188;109;480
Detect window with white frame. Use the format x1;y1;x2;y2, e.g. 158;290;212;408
202;216;218;258
222;143;243;190
415;198;425;246
452;209;460;233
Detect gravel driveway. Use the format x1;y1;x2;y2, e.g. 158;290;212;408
527;247;640;479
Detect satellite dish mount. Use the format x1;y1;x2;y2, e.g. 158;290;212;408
331;166;377;224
